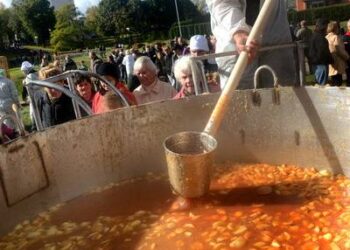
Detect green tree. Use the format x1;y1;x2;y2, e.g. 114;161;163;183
85;6;101;35
0;3;11;48
7;7;27;42
12;0;55;45
97;0;202;38
191;0;208;14
127;0;152;34
97;0;130;36
177;0;203;21
50;4;86;51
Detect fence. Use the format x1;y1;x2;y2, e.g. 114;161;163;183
288;3;350;25
169;4;350;39
169;22;211;39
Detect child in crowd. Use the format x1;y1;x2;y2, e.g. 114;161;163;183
93;62;136;114
98;91;124;114
74;75;95;117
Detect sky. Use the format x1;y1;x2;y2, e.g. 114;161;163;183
0;0;100;13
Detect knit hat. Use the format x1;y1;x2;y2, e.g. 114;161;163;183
21;61;34;72
189;35;209;52
96;62;120;80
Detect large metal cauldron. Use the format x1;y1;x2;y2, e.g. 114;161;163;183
0;86;349;236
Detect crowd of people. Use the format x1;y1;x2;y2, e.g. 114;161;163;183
295;19;350;86
1;15;350;144
0;34;222;142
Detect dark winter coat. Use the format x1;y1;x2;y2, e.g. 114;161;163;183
36;91;75;129
309;32;333;65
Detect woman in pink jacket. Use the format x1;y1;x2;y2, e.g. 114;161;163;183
326;21;350;86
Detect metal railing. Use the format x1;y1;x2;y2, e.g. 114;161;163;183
44;70;130;118
26;70;131;131
26;70;130;131
26;80;93;132
189;42;305;93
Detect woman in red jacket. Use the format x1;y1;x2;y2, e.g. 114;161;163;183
93;62;137;114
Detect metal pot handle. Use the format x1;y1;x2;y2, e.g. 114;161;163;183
253;65;280;105
253;65;279;90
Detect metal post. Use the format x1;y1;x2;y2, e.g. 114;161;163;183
198;61;210;93
189;58;200;95
26;85;44;132
297;41;306;86
67;75;82;119
174;0;182;37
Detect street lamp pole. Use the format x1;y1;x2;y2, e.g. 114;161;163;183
126;27;131;46
174;0;183;37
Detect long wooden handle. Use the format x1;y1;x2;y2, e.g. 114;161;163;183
12;103;19;114
204;0;276;136
12;103;26;135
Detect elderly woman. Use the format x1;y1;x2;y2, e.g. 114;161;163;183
326;21;350;86
133;56;177;104
21;61;38;102
35;65;75;129
173;56;220;99
173;56;195;99
21;61;41;129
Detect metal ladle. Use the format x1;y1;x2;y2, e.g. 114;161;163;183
164;0;277;198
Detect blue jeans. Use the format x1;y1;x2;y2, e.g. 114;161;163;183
314;65;328;85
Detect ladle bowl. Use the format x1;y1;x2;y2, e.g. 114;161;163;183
164;131;217;198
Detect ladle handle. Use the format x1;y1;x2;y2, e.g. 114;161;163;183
12;103;25;136
204;0;276;136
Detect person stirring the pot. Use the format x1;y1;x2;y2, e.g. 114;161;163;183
171;0;297;211
206;0;296;89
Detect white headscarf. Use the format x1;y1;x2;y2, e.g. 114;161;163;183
20;61;34;73
189;35;209;52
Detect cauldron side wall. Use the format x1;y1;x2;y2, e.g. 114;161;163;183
0;86;349;236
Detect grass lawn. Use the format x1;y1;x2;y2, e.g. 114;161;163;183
9;67;26;100
20;105;32;130
305;74;315;85
70;53;90;66
7;68;33;129
22;45;54;53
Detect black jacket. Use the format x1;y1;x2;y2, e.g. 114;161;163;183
309;32;333;65
164;53;174;76
63;59;78;71
36;92;76;128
